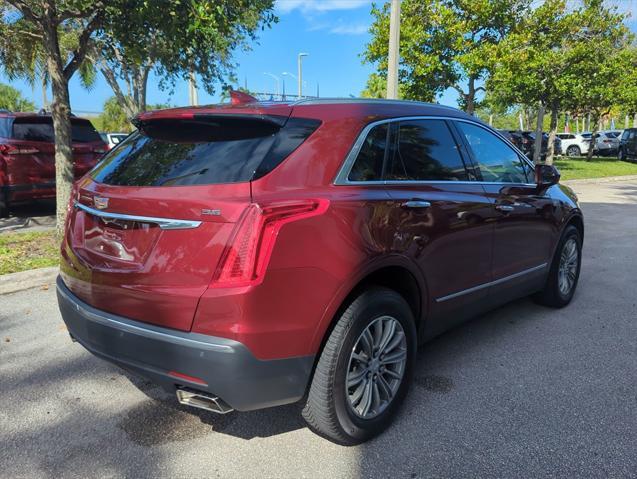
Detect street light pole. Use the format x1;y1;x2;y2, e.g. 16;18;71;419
188;70;199;106
386;0;400;99
263;72;280;98
298;53;308;99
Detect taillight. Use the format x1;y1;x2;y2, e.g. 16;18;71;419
211;199;329;287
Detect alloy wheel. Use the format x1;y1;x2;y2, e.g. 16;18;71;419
346;316;407;420
558;238;579;296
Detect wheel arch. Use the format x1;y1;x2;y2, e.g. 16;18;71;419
566;213;584;244
308;257;428;358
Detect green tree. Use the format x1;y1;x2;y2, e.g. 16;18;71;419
0;1;112;235
0;1;276;234
488;0;575;163
92;1;276;118
613;46;637;128
360;72;406;99
0;83;35;111
556;0;631;160
488;0;631;163
363;0;531;112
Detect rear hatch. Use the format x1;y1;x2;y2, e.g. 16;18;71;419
61;106;320;331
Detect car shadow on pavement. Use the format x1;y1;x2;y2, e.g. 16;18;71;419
113;295;547;445
0;199;56;232
119;372;307;442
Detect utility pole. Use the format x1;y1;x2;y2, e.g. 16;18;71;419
297;53;308;99
386;0;401;99
188;70;198;106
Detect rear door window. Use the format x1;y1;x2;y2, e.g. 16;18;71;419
387;119;469;181
90;117;319;186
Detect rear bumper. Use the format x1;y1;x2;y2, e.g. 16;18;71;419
2;182;56;202
56;276;314;411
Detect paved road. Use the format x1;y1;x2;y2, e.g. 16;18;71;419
1;180;635;479
0;200;55;233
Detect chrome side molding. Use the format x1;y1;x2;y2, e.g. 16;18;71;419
436;263;548;303
74;202;202;230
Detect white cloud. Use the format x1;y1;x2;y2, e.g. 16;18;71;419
276;0;371;14
329;23;369;35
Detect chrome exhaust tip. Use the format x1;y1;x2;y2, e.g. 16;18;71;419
176;388;234;414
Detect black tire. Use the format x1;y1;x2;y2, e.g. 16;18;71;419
302;287;417;445
534;225;582;308
0;191;8;218
566;145;581;157
618;148;624;161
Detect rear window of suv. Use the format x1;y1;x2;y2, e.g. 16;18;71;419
90;116;320;186
11;117;102;143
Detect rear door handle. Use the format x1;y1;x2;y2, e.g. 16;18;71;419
495;204;515;212
402;200;431;209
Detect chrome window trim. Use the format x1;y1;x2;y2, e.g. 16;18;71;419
74;202;202;230
435;263;548;303
333;115;536;186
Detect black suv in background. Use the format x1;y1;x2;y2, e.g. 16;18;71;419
499;130;562;160
618;128;637;161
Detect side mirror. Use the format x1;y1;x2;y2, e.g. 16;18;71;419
535;164;560;189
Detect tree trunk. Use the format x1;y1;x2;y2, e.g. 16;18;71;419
43;21;74;237
546;106;558;165
465;78;476;115
633;113;637;128
533;102;545;165
41;74;49;111
586;113;600;160
100;62;151;118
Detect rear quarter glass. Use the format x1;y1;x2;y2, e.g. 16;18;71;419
90;117;320;186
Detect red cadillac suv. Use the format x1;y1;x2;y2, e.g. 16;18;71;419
57;98;583;444
0;111;107;217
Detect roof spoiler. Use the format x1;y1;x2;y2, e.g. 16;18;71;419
230;90;259;105
132;112;288;129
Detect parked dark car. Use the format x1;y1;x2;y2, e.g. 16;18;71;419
57;98;584;444
618;128;637;161
503;131;560;159
504;129;533;156
0;111;106;216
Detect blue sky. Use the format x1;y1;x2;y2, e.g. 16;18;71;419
1;0;636;114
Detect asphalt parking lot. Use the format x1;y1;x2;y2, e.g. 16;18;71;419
1;179;635;479
0;200;55;233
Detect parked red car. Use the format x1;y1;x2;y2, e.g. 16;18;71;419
57;98;583;444
0;112;106;216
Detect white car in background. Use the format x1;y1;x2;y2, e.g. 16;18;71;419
99;132;129;150
580;130;622;156
557;133;590;157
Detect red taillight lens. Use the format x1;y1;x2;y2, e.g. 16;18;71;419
211;199;329;287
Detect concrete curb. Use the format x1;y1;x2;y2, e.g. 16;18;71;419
563;175;637;185
0;267;59;295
